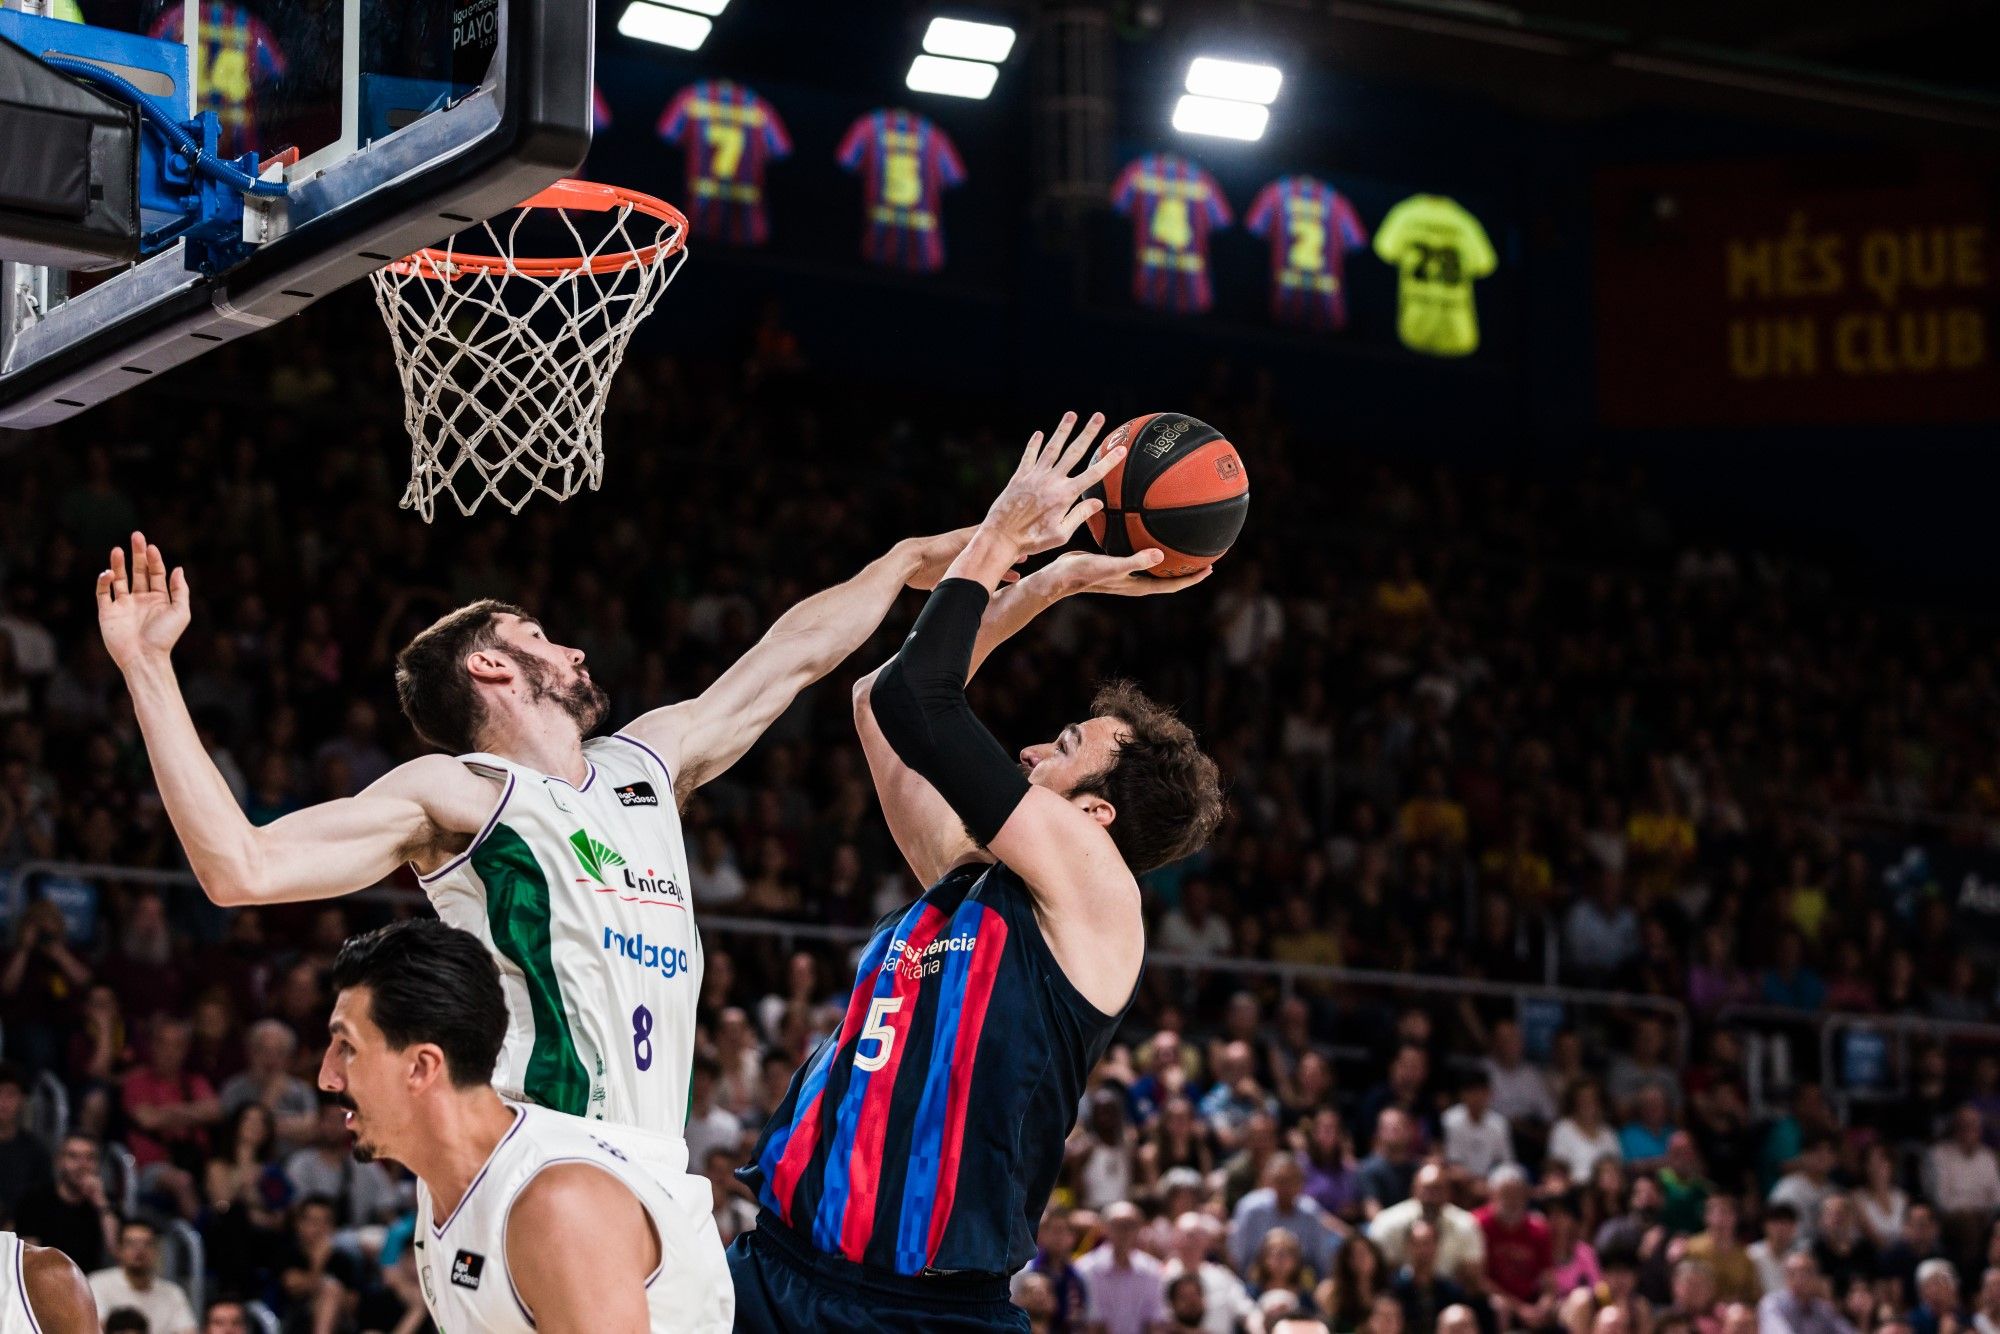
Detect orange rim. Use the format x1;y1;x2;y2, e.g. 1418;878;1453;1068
388;179;688;280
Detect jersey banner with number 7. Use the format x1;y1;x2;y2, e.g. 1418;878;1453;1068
837;108;967;273
148;1;288;157
657;79;793;246
1111;153;1233;314
1246;176;1370;331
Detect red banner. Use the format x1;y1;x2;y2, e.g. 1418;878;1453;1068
1595;158;2000;427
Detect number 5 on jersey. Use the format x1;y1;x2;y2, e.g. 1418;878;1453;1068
854;996;905;1072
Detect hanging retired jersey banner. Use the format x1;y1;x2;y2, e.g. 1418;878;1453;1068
148;2;288;156
1373;193;1497;357
593;85;612;132
837;108;966;272
656;79;793;246
1111;154;1233;314
1246;176;1370;330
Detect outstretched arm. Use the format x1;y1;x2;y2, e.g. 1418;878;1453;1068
506;1165;659;1334
854;550;1202;885
98;534;492;905
620;527;985;801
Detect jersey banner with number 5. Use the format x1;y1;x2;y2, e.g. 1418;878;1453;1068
837;108;966;272
657;79;793;246
1111;154;1234;314
148;1;288;157
1246;176;1371;331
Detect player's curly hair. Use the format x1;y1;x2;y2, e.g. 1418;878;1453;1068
394;598;528;753
1071;680;1225;874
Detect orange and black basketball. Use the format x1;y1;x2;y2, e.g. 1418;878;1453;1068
1085;413;1249;577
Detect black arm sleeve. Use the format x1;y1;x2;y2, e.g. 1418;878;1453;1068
868;577;1032;847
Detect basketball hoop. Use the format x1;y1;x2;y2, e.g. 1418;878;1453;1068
368;179;689;521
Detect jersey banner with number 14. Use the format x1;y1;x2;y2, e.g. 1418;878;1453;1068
1111;154;1233;314
1246;176;1370;331
837;108;967;273
657;79;793;246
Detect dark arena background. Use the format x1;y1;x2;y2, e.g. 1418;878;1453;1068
3;0;2000;1331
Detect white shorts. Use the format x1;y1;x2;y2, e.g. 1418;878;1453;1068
592;1121;735;1333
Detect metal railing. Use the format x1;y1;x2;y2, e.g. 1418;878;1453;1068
1712;1002;2000;1121
165;1219;205;1316
26;1069;66;1150
2;859;1681;1061
696;912;1693;1062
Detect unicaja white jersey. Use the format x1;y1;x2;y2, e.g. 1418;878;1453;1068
420;733;701;1170
0;1233;36;1334
413;1103;731;1334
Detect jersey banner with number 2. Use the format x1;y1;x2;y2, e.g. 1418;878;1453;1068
1246;176;1370;331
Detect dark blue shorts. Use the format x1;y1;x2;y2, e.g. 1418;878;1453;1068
726;1215;1029;1333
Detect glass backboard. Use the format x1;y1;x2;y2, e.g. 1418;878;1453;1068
0;0;590;426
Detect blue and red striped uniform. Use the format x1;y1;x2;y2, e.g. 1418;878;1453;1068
1110;153;1232;314
656;79;792;246
1246;175;1370;330
836;108;966;273
148;1;287;156
741;861;1126;1282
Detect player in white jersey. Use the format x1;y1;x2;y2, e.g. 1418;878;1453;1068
321;919;729;1333
94;525;975;1159
0;1231;96;1334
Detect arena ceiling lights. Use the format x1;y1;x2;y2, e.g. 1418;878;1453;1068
617;0;727;51
1175;56;1283;141
906;15;1018;100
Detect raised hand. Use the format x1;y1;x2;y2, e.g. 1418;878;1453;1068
900;526;1023;591
96;532;192;669
1043;549;1215;598
978;412;1127;560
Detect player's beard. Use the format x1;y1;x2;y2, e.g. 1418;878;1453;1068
333;1093;379;1164
513;652;610;736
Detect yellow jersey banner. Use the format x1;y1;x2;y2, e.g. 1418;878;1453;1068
1373;194;1497;358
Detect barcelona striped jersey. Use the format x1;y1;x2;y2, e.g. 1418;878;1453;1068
837;108;966;273
1111;153;1233;314
148;1;287;155
1246;176;1371;330
743;861;1128;1278
656;79;793;246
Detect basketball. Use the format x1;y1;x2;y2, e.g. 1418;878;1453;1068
1085;412;1250;577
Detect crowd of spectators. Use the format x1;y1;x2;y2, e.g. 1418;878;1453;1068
5;293;2000;1332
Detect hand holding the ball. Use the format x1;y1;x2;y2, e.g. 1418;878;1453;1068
1044;549;1213;597
977;411;1127;562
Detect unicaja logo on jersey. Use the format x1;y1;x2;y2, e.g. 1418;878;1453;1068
568;829;684;904
568;830;627;884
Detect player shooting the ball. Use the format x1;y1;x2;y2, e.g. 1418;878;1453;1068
730;412;1227;1333
94;518;1007;1331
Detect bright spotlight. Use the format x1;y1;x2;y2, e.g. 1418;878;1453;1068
923;17;1016;63
617;1;712;49
906;54;1001;100
1184;57;1283;105
656;0;730;13
1172;93;1269;141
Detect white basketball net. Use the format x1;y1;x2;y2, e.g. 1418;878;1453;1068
369;195;687;520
